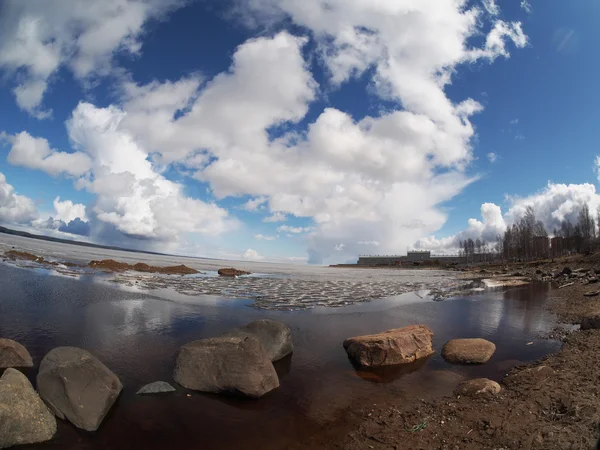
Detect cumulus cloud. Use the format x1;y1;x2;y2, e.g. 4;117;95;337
52;197;87;223
263;212;287;223
0;0;185;116
3;0;530;262
242;248;264;260
242;196;268;212
277;225;314;234
521;0;532;14
254;234;277;240
487;152;498;163
0;172;38;224
59;218;91;236
483;0;500;16
4;132;92;177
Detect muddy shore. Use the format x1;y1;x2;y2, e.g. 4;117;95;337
296;254;600;450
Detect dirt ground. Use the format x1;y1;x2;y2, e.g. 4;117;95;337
293;254;600;450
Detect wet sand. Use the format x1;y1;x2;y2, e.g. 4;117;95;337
0;258;562;450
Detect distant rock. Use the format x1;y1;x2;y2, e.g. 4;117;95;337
562;266;572;275
223;319;293;362
343;325;434;367
0;338;33;368
580;314;600;330
455;378;501;397
441;338;496;364
218;268;251;277
0;368;56;449
583;290;600;298
37;347;122;432
89;260;199;275
136;381;176;395
174;336;279;398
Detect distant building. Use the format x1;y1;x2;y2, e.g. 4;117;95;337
357;251;462;266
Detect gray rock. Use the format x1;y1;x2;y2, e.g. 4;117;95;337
0;339;33;369
224;319;293;362
136;381;175;395
581;315;600;330
0;368;56;449
174;335;279;398
37;347;122;432
441;338;496;364
562;266;572;275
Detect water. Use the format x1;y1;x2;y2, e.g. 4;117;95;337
0;260;562;450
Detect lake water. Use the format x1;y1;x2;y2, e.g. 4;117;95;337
0;241;563;450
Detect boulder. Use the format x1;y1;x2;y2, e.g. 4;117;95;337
0;339;33;368
37;347;122;432
562;266;572;275
0;368;56;449
136;381;175;395
223;319;293;362
441;338;496;364
455;378;501;397
343;325;434;367
174;336;279;398
218;268;250;277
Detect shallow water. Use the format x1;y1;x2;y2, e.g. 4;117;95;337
0;261;563;450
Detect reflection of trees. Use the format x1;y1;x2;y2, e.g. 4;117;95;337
500;283;551;335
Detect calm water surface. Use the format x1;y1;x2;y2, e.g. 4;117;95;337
0;263;561;450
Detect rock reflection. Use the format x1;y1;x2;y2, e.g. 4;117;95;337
352;356;430;383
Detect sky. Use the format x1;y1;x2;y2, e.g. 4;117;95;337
1;0;600;265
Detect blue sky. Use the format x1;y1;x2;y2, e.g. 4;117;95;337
1;0;599;264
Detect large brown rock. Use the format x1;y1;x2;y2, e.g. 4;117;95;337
223;319;293;362
173;335;279;398
343;325;434;367
0;368;56;449
218;268;250;277
455;378;501;397
441;338;496;364
0;339;33;368
37;347;122;432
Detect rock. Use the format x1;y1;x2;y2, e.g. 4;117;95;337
217;268;251;277
0;339;33;368
535;269;543;275
562;266;572;275
136;381;175;395
441;338;496;364
173;336;279;398
583;290;600;297
587;277;599;284
0;368;56;449
455;378;501;397
343;325;434;367
581;314;600;330
223;319;293;362
37;347;122;432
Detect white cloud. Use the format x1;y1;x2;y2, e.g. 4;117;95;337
242;248;265;260
521;0;532;14
510;118;519;125
277;225;314;234
0;172;38;224
254;233;277;240
263;212;287;223
242;196;268;212
487;152;498;163
357;240;380;246
483;0;500;16
53;197;87;223
5;131;92;177
0;0;185;116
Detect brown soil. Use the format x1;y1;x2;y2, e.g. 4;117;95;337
292;254;600;450
89;259;199;275
4;250;46;262
218;267;251;277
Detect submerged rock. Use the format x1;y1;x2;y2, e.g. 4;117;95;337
441;338;496;364
455;378;501;397
343;325;434;367
223;319;293;362
174;336;279;398
217;268;250;277
0;368;56;449
0;338;33;368
136;381;176;395
37;347;122;432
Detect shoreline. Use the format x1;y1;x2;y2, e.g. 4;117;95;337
297;254;600;449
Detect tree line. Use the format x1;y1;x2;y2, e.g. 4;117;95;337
459;203;600;263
